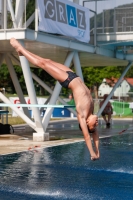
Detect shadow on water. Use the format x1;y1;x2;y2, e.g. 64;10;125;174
0;133;133;200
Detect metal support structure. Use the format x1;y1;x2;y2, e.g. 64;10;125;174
18;41;44;132
7;0;17;28
15;0;25;28
9;53;77;116
4;0;7;29
97;61;132;117
19;55;44;131
83;1;97;46
0;0;7;29
114;9;116;32
42;51;75;131
35;0;38;32
73;51;84;81
102;10;104;33
1;0;4;29
94;1;97;47
5;54;30;118
0;92;36;130
23;12;35;28
42;85;65;130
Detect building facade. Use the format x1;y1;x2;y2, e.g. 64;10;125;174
98;78;133;97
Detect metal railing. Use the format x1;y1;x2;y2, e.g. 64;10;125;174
0;0;38;30
84;0;133;34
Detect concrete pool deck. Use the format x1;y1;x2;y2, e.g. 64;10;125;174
0;118;133;155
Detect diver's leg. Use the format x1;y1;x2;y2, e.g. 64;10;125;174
10;38;69;82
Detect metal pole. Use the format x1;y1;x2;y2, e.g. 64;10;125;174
4;0;7;29
15;0;24;28
5;54;30;118
94;1;97;46
35;0;38;32
73;51;84;81
114;8;116;32
97;61;132;117
1;0;3;29
102;10;104;33
18;41;44;131
7;0;17;28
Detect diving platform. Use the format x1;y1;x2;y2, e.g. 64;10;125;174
0;29;132;67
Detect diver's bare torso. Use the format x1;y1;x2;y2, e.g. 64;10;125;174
68;77;93;119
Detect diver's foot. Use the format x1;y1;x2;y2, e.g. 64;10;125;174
10;38;22;53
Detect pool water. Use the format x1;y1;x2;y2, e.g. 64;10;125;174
0;133;133;200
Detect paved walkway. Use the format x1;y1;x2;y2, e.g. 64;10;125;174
0;118;133;155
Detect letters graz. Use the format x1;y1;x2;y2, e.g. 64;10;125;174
44;0;86;30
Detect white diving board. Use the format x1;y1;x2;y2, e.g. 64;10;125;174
0;104;75;108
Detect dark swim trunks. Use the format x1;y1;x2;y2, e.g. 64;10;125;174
60;71;78;88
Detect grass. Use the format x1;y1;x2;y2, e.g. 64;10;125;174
0;116;63;125
1;116;132;126
112;115;133;118
0;116;26;125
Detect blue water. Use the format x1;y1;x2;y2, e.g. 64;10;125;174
0;133;133;200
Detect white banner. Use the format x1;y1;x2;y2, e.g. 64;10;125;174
37;0;90;43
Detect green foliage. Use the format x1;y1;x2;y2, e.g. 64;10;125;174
31;68;56;96
129;88;133;93
31;68;55;86
0;64;27;94
0;64;11;89
125;66;133;77
7;0;35;29
26;0;35;29
1;63;132;96
0;64;56;95
82;66;123;88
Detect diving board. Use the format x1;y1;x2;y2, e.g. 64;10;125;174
0;104;75;108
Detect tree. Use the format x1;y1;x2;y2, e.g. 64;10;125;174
31;68;56;96
82;66;124;98
125;66;133;78
0;64;15;93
